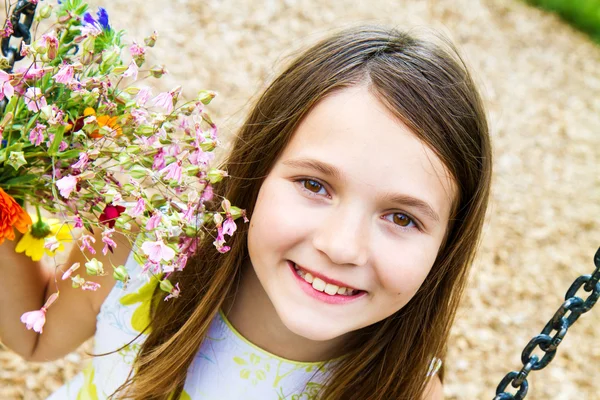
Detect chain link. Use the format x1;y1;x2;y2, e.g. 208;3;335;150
494;247;600;400
0;0;37;114
1;0;37;72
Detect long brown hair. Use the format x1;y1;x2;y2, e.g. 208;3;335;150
114;25;492;399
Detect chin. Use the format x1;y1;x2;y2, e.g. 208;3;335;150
276;304;350;342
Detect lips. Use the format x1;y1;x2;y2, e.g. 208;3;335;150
291;261;363;292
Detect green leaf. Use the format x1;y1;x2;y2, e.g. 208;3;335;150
57;149;81;159
2;174;37;186
48;126;66;156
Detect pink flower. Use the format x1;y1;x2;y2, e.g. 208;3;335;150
24;87;47;112
222;218;237;237
141;239;176;263
39;32;59;60
61;262;80;280
164;282;181;301
123;61;138;80
159;161;182;184
130;108;149;125
0;70;14;101
174;253;188;271
151;91;174;114
1;20;14;38
213;226;230;253
135;87;152;107
28;123;45;146
145;211;162;230
71;152;89;171
130;41;145;56
101;228;117;255
183;203;196;223
73;215;84;228
82;281;101;291
201;184;213;201
53;64;74;84
79;234;96;254
20;66;47;80
128;197;145;218
56;175;78;198
20;293;58;334
59;141;69;152
152;149;166;170
189;149;214;166
20;309;46;333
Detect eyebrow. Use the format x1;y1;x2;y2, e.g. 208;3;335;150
281;157;440;223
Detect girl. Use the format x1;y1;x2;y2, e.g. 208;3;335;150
0;25;491;399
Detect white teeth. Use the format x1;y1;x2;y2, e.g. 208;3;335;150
293;264;358;296
324;283;339;295
312;277;326;291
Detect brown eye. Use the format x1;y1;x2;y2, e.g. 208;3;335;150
303;179;323;193
392;213;412;227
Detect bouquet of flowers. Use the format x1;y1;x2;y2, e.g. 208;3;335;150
0;0;245;333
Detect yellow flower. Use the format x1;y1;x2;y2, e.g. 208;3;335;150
15;217;74;261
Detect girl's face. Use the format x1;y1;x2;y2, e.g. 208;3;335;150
246;85;456;343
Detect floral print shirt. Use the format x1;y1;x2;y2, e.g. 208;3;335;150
47;251;441;399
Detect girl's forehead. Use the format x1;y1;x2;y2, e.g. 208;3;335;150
278;86;457;222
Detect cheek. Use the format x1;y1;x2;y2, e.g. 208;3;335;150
376;242;439;296
248;179;309;254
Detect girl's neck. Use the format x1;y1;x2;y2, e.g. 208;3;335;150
221;259;349;363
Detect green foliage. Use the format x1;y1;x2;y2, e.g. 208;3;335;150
525;0;600;43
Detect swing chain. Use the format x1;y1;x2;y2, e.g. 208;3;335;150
1;0;37;72
0;0;37;113
493;247;600;400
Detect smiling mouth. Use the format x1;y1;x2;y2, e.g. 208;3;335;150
291;262;363;297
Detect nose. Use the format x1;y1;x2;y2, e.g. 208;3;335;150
311;203;370;267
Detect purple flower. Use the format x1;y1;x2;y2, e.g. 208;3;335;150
83;7;111;31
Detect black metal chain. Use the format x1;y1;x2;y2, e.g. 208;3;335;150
494;247;600;400
0;0;37;114
2;2;600;398
1;0;37;72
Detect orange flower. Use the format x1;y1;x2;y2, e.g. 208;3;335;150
84;107;123;139
0;187;33;245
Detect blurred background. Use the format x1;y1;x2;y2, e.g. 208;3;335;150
1;0;599;398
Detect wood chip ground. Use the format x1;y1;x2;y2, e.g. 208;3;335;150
1;0;599;398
